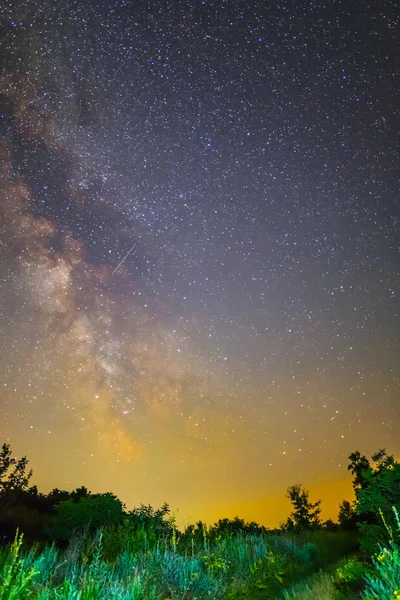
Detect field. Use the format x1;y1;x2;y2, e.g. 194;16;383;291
1;525;394;600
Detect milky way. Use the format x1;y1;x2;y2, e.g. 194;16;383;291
0;0;399;526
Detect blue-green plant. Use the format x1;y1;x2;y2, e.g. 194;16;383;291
0;530;37;600
362;507;400;599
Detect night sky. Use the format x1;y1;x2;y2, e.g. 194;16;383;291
1;0;399;528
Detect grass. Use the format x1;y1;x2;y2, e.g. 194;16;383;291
283;570;338;600
0;528;321;599
0;523;393;599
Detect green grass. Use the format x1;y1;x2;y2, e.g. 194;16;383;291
0;529;319;599
282;570;338;600
0;526;389;600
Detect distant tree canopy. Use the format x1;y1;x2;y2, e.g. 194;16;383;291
0;442;184;547
182;516;268;544
211;516;268;537
2;440;399;554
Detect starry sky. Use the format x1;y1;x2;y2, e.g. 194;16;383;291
0;0;399;528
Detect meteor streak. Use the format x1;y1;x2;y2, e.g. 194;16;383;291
112;244;136;275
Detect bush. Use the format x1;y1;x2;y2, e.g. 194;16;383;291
362;545;400;599
334;556;371;595
362;507;400;600
290;529;359;567
0;530;37;600
49;494;124;541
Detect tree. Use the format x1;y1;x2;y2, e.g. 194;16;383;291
46;488;71;509
347;451;371;491
0;443;32;494
49;492;124;541
350;449;400;552
371;448;395;473
338;499;358;530
70;486;90;502
355;450;400;516
211;516;268;539
127;502;172;537
323;519;338;532
286;484;322;531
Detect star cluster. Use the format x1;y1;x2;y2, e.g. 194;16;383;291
0;0;399;526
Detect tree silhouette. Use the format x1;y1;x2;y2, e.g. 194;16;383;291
347;451;371;491
322;519;338;532
70;486;91;502
338;499;358;530
285;484;322;531
127;502;172;537
0;443;32;494
371;448;395;473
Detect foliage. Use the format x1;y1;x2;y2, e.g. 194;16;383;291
323;519;339;532
348;451;371;491
224;534;323;599
201;551;230;573
0;444;33;495
283;570;337;600
359;507;400;600
0;530;37;600
211;516;268;539
0;527;332;600
127;502;173;537
246;550;293;595
349;449;400;552
338;499;358;530
287;529;359;568
357;521;392;554
4;441;400;599
49;493;124;541
0;502;50;544
283;553;371;600
363;545;400;599
101;524;158;561
157;550;226;599
356;461;400;518
335;556;371;592
285;484;322;532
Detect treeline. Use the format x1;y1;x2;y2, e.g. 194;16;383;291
0;443;270;552
1;442;399;554
281;449;400;554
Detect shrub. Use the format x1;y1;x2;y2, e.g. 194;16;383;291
334;555;371;595
362;545;400;599
0;530;37;600
362;507;400;600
